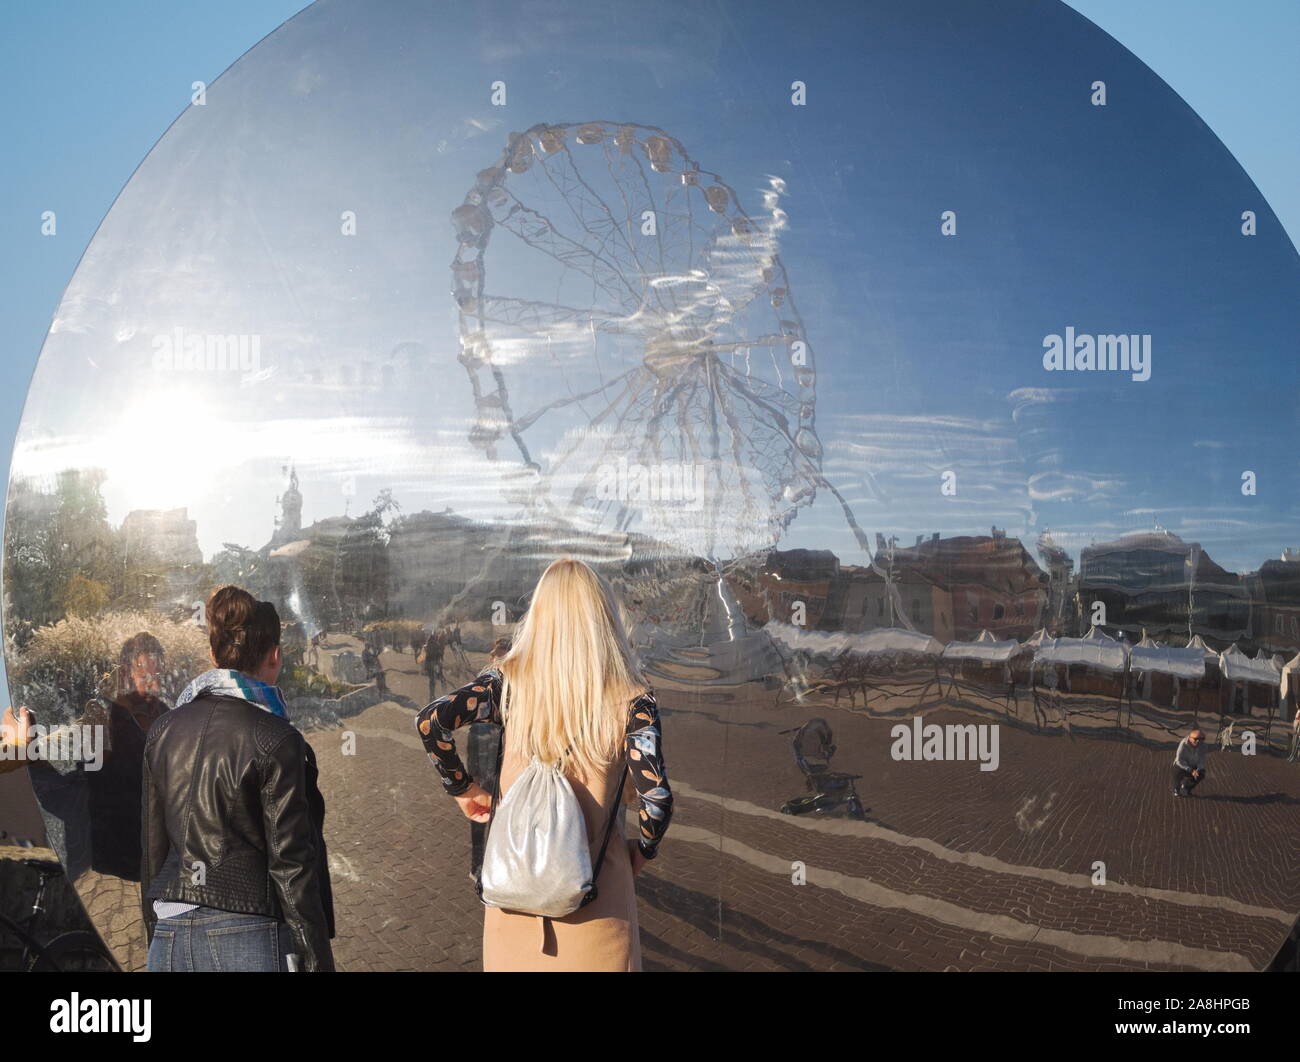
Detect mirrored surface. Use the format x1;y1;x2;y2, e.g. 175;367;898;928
5;0;1300;970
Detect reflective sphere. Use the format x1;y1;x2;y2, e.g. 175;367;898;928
5;0;1299;971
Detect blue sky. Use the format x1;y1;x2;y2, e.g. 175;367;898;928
2;1;1299;693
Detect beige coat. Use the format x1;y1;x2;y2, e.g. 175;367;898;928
482;733;640;972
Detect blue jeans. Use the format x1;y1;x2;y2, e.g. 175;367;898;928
147;906;297;972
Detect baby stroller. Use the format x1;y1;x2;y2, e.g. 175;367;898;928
779;717;866;820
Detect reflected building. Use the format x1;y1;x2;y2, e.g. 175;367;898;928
269;467;304;548
118;509;204;609
1036;531;1077;635
876;529;1048;642
1078;530;1249;647
1246;554;1300;656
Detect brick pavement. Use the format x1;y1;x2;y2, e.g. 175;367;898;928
33;646;1298;971
301;650;1299;971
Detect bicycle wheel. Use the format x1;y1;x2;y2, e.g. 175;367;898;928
27;931;120;973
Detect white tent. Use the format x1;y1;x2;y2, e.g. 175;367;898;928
1033;625;1129;673
764;621;944;659
1130;640;1208;680
1186;634;1220;660
1218;643;1282;687
941;629;1022;663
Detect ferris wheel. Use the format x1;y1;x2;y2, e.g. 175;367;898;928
450;120;914;628
450;121;828;559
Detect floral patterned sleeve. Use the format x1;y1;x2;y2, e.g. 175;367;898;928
414;668;501;797
626;691;672;859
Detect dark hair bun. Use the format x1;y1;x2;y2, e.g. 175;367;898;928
207;586;280;674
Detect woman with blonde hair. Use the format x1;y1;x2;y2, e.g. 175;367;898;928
415;558;672;971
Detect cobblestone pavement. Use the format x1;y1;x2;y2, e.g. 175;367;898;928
23;643;1296;971
305;649;1300;972
76;870;147;971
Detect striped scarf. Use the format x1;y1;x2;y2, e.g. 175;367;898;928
175;668;289;720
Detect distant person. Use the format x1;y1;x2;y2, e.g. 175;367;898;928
418;629;434;664
422;630;446;701
448;622;469;670
414;558;672;972
306;631;324;670
142;586;335;971
362;639;386;695
1172;728;1208;798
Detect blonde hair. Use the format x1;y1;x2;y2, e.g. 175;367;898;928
498;558;648;776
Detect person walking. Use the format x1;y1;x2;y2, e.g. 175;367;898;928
142;586;335;971
422;629;446;701
362;638;387;695
415;558;672;971
1171;727;1209;797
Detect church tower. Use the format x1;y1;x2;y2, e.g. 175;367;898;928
274;465;303;544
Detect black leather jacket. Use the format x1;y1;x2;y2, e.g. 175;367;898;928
141;694;335;971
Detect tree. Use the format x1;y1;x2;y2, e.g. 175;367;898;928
62;574;110;616
337;491;401;628
4;469;115;628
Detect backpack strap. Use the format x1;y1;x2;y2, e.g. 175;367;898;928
578;758;630;908
578;696;642;908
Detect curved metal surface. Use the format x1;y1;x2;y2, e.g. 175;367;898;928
4;0;1299;971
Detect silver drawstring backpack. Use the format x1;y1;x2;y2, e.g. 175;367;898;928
476;712;630;919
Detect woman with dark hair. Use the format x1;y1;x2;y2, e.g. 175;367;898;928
0;633;171;892
141;586;335;972
82;632;171;881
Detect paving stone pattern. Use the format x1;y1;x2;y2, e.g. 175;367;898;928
308;648;1300;971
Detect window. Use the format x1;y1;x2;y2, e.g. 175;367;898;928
993;603;1005;621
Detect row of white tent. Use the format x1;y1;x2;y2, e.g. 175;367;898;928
764;620;1300;687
